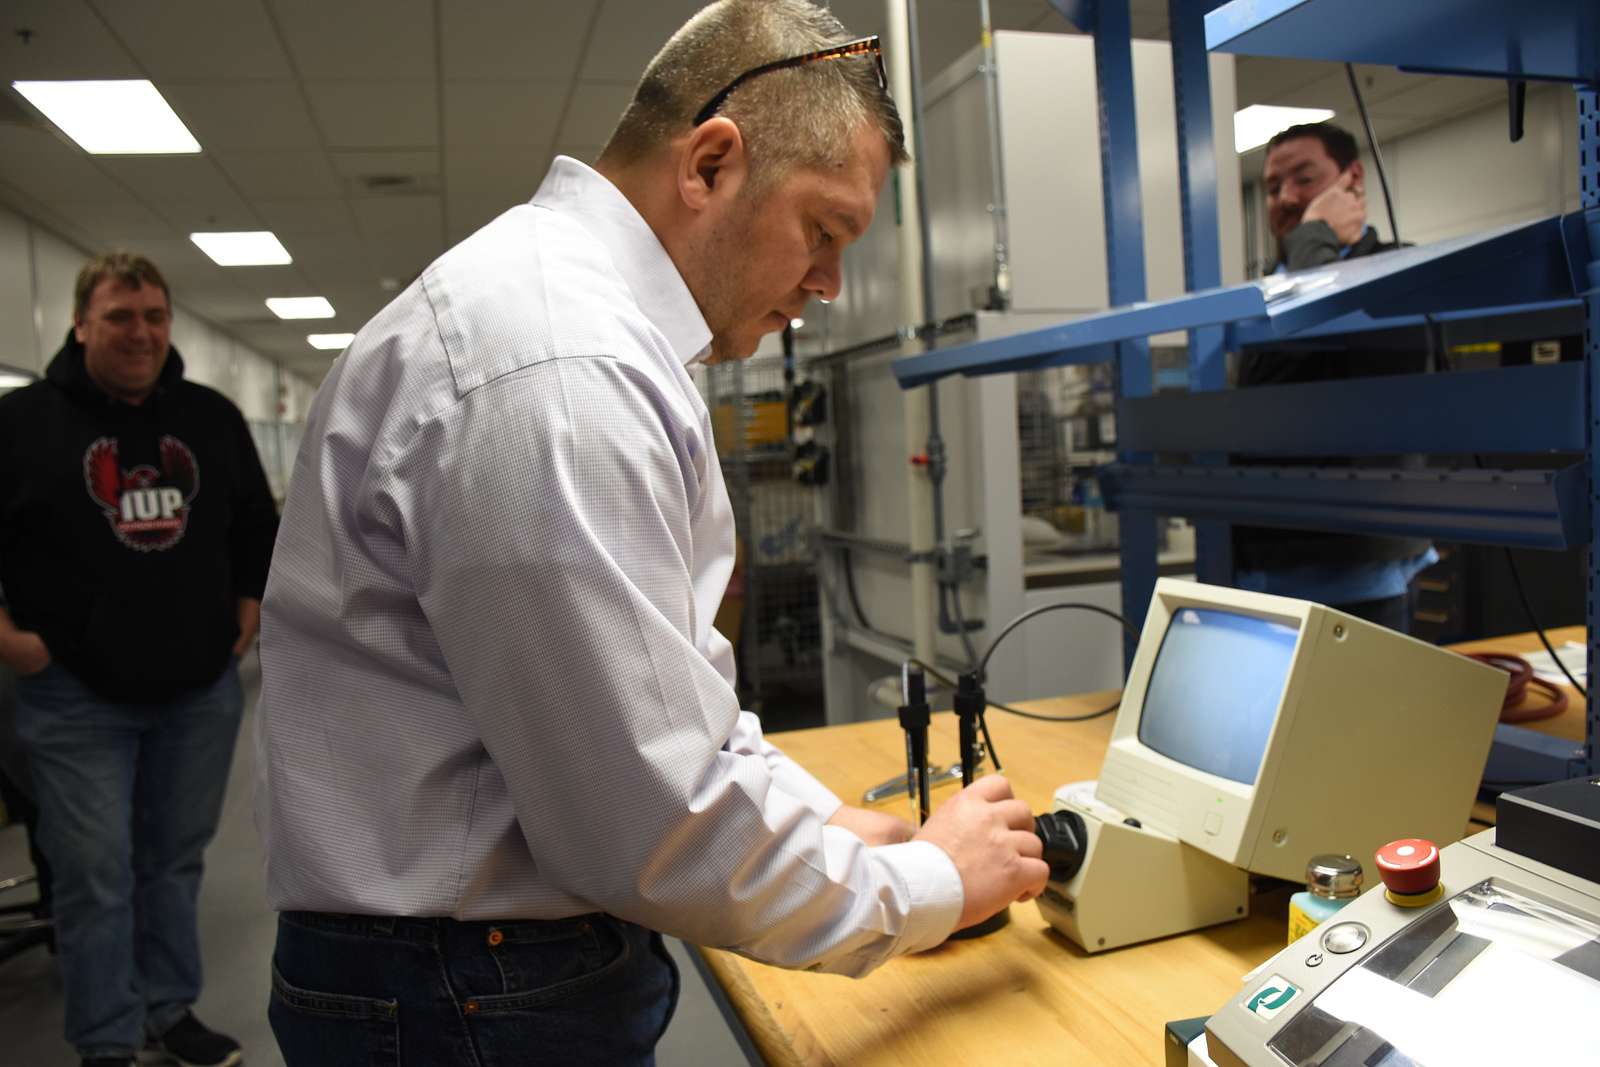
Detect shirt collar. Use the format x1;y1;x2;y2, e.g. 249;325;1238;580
531;156;713;366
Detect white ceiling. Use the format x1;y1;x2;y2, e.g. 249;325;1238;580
0;1;1507;379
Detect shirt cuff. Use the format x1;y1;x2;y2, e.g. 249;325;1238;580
872;839;964;955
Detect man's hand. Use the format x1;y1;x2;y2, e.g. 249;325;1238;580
233;597;261;657
826;804;915;846
0;629;50;676
913;774;1048;930
1301;169;1366;246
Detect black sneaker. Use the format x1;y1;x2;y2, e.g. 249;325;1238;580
142;1012;242;1067
81;1058;137;1067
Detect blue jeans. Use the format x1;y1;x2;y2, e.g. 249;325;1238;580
270;911;680;1066
13;660;244;1058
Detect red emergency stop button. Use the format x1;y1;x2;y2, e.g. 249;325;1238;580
1375;839;1441;903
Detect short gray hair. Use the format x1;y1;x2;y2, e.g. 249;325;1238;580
600;0;908;189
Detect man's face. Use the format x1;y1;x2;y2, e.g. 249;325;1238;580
75;278;172;403
695;125;891;363
1263;136;1343;241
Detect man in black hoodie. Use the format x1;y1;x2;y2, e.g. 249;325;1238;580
0;252;277;1067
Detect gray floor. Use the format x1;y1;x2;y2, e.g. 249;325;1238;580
0;651;753;1065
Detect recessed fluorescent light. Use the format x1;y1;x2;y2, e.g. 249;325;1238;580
1234;104;1337;154
0;372;35;389
266;297;335;320
190;231;292;266
307;333;355;351
12;80;200;155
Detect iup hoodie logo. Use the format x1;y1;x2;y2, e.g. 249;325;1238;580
83;436;200;552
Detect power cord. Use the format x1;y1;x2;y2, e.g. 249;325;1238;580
1344;63;1400;247
1468;456;1588;699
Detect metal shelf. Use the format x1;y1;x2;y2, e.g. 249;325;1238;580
893;212;1583;389
1118;363;1587;457
1099;464;1588;551
1205;0;1600;84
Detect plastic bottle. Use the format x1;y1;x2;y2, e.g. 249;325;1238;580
1287;854;1363;944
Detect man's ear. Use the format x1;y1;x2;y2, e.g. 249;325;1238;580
73;316;87;344
678;116;749;212
1347;159;1366;186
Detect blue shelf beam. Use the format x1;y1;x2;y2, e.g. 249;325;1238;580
1226;299;1585;349
1484;725;1590;788
1119;364;1588;457
893;213;1584;389
1099;464;1589;551
1205;0;1600;85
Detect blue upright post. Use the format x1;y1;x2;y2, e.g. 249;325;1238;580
1169;0;1232;588
1091;0;1157;668
1580;86;1599;776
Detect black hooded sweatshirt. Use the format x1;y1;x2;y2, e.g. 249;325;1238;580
0;333;278;702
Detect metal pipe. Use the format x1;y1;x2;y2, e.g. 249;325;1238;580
977;0;1011;309
887;0;938;666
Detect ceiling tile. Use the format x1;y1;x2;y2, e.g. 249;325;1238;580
352;195;440;238
442;0;596;81
51;199;173;240
160;82;322;151
330;150;440;179
0;1;142;79
557;81;634;147
306;81;437;149
270;0;433;80
96;155;242;205
213;151;342;200
0;125;127;201
580;1;701;83
445;146;546;198
90;0;294;81
254;199;357;237
444;81;566;146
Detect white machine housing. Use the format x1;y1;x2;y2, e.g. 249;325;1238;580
1205;827;1600;1066
1095;579;1508;885
1037;783;1247;953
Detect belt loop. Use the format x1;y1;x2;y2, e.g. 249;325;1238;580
372;916;397;936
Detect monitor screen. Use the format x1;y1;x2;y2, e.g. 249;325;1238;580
1138;608;1299;785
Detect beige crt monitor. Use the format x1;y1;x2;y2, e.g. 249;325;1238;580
1037;579;1508;952
1098;579;1507;883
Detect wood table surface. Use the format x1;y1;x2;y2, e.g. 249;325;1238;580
697;627;1590;1066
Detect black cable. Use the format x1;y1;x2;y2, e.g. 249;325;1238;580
1500;546;1587;697
1468;456;1588;699
977;602;1138;680
840;548;872;631
947;581;980;669
1344;63;1400;247
909;658;1121;723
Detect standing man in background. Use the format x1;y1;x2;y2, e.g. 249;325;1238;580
1233;122;1435;631
258;2;1046;1063
0;252;278;1067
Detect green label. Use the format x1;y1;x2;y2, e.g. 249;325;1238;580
1246;976;1299;1020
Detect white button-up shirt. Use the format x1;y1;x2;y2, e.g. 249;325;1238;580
256;157;962;976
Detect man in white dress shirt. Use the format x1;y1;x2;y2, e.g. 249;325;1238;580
257;2;1047;1062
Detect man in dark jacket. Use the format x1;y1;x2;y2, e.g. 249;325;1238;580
1233;123;1434;631
0;252;278;1067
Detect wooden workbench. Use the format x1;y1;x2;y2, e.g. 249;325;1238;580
697;627;1588;1066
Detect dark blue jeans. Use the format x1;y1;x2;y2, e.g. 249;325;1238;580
13;660;244;1058
270;911;680;1066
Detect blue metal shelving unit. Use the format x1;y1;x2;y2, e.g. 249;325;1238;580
891;0;1598;780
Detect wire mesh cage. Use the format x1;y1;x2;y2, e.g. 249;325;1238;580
699;354;826;728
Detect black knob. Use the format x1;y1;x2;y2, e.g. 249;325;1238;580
1034;810;1088;884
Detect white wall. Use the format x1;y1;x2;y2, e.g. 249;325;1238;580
0;201;315;499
